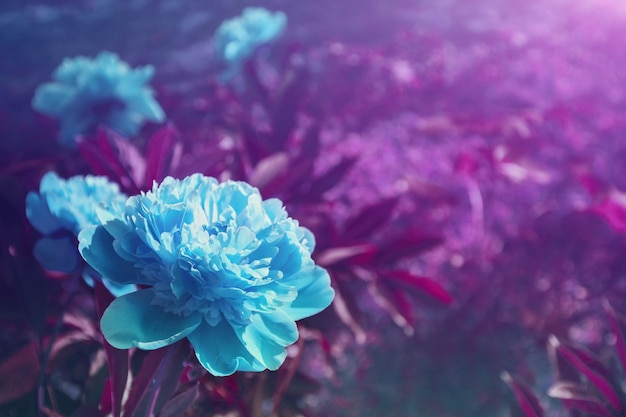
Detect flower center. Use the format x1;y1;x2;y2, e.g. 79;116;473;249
203;221;228;236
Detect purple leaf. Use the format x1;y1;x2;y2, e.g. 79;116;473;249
77;138;115;178
95;129;133;184
77;129;140;194
343;197;400;241
315;244;377;267
158;383;198;417
248;152;290;191
0;340;39;405
501;372;544;417
110;134;146;191
304;156;357;199
603;299;626;376
550;336;621;410
370;280;414;335
382;270;453;304
270;67;308;151
94;281;129;417
548;382;613;417
590;199;626;233
331;275;367;344
270;156;315;199
144;124;181;186
133;342;189;417
547;335;583;383
375;231;443;264
297;211;339;250
122;348;168;417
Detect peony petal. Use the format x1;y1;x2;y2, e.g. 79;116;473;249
125;93;165;122
101;289;201;350
234;310;298;370
32;83;74;116
82;267;137;297
282;266;334;321
188;320;265;376
25;192;63;235
79;225;139;285
34;236;79;273
299;226;316;253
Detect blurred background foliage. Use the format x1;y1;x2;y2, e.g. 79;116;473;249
3;0;626;416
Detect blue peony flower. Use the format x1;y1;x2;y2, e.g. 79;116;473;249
32;51;165;148
26;172;135;296
212;7;287;81
79;174;334;376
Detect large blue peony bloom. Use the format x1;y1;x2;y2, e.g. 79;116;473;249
26;172;134;296
32;51;165;148
78;174;334;376
212;7;287;80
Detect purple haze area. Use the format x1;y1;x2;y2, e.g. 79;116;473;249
2;0;626;416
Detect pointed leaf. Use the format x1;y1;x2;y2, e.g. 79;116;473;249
270;67;308;151
77;129;140;194
297;211;339;250
132;342;189;417
315;244;377;267
501;372;544;417
591;199;626;233
343;197;400;241
603;299;626;376
144;124;181;186
0;340;40;404
158;383;198;417
550;336;621;410
110;135;146;189
331;276;366;344
122;348;168;417
548;382;613;417
305;157;357;199
369;280;414;336
248;152;290;190
547;335;582;383
94;281;129;417
382;270;453;304
266;155;315;200
375;231;443;264
77;139;113;178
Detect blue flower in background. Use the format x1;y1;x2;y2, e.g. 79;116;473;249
26;172;134;296
212;7;287;80
79;174;334;376
32;51;165;148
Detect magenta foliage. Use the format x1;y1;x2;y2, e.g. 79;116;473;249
502;372;544;417
4;0;626;416
93;281;128;417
